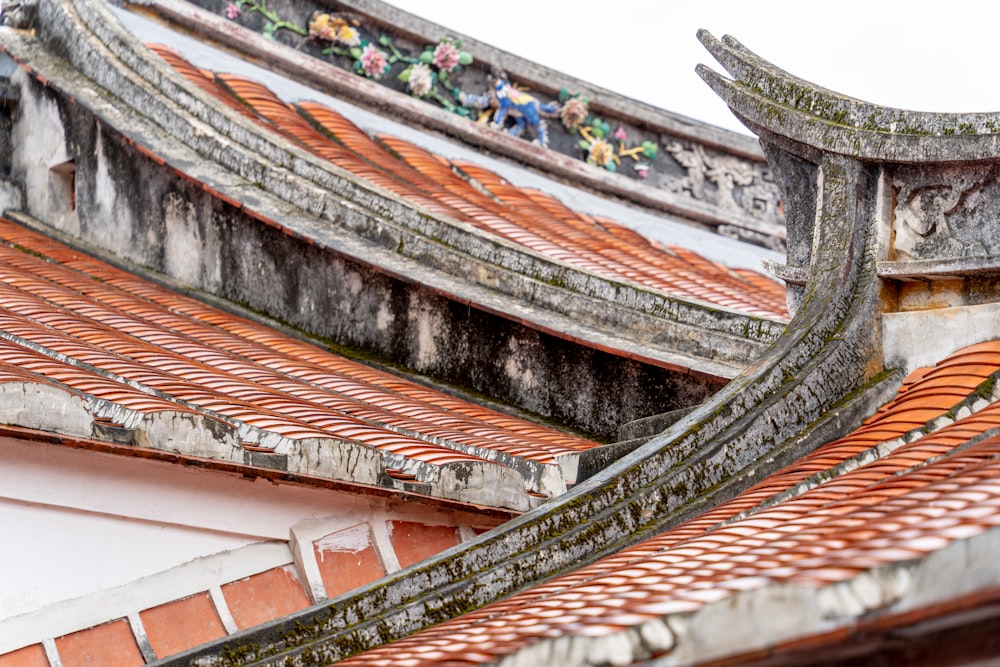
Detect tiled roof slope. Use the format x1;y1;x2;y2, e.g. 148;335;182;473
336;341;1000;666
148;44;788;322
0;216;600;510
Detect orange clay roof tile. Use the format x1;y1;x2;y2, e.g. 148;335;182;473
336;341;1000;665
0;216;598;489
148;45;789;320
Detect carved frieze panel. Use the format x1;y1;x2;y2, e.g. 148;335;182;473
665;140;784;249
889;164;1000;261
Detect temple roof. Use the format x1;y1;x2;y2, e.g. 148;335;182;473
6;2;1000;666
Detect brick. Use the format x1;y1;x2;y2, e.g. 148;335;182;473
389;521;460;569
55;619;143;667
313;524;385;598
140;593;226;658
222;565;311;630
0;645;48;667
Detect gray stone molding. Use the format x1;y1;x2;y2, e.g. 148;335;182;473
697;31;1000;318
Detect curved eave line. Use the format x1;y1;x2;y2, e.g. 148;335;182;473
697;29;1000;163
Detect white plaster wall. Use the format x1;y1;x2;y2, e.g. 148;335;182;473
0;437;496;631
883;302;1000;374
0;500;256;619
0;437;375;540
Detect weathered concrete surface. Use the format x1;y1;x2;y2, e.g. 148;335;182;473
0;5;788;440
883;302;1000;375
699;29;1000;365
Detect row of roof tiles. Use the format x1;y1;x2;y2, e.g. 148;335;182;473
334;340;1000;665
0;216;600;508
148;44;789;321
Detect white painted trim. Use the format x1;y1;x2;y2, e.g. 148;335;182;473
41;639;61;667
289;525;328;604
457;525;478;543
208;586;239;635
0;541;292;654
370;515;401;574
127;612;157;663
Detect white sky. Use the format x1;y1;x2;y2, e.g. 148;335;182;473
388;1;1000;135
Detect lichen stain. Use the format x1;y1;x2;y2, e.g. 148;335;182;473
375;300;394;332
410;302;443;368
163;191;205;284
503;338;539;392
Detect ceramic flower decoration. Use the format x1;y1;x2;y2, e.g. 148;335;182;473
308;13;361;47
358;43;390;79
432;40;461;72
587;139;615;169
559;96;588;131
404;63;434;97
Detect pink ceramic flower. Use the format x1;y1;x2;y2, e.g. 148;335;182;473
613;126;628;141
359;43;390;79
433;41;460;72
225;1;240;19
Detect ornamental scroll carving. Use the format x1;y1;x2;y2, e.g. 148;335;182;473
665;141;784;250
890;165;999;261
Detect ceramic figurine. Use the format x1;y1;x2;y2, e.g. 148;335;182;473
462;75;557;147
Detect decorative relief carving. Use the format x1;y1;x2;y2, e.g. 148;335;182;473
890;165;998;260
666;141;784;250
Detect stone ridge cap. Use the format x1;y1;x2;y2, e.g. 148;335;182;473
697;30;1000;162
333;0;762;158
128;0;784;245
2;6;783;371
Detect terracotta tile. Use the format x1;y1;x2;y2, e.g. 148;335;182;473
389;521;461;569
313;524;387;598
140;592;226;658
0;645;49;667
221;565;311;630
55;619;144;667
